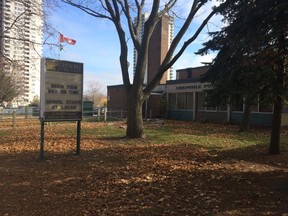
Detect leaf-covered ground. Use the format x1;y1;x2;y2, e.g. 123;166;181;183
0;119;288;215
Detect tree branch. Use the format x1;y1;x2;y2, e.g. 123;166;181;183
144;1;219;96
133;0;161;87
61;0;112;20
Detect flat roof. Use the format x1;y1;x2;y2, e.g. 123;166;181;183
166;77;200;84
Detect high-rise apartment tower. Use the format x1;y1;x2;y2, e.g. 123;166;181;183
0;0;43;107
133;13;174;84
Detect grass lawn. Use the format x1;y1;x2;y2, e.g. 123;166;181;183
0;119;288;215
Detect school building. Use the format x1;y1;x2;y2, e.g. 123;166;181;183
107;65;288;126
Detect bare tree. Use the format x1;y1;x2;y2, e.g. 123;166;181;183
84;81;106;107
61;0;224;138
0;69;19;106
42;0;64;55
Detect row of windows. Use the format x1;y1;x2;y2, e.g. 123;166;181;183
169;93;194;110
169;92;228;111
168;93;273;113
231;97;273;113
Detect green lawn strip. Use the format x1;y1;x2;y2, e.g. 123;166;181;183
52;121;284;151
146;126;268;150
83;126;125;138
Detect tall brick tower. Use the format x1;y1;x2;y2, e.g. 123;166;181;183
133;13;174;84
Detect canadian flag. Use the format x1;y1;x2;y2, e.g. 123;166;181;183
59;32;76;45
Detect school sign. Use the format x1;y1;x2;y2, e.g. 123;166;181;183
40;58;83;121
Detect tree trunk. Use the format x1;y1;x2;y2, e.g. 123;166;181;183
269;95;282;154
239;103;251;132
126;90;145;138
269;31;285;155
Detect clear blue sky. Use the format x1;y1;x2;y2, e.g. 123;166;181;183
43;1;221;93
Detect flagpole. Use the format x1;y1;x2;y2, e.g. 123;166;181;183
58;32;60;60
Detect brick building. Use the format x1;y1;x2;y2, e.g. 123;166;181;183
109;64;288;126
166;66;288;126
107;13;174;118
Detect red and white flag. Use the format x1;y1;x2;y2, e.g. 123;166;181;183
59;32;76;45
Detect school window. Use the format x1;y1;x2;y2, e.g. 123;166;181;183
258;97;273;112
259;95;273;112
169;93;176;110
169;93;194;110
232;98;244;112
250;103;259;112
197;92;227;111
186;93;194;109
177;93;186;109
206;105;217;111
197;92;205;110
218;103;228;111
259;104;273;112
205;92;217;111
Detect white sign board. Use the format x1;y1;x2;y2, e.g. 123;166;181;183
40;58;83;121
166;82;212;93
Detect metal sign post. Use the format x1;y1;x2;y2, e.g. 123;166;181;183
40;120;45;159
76;120;81;155
39;58;84;159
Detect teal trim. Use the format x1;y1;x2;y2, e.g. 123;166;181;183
231;112;272;126
167;109;273;126
168;110;193;121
